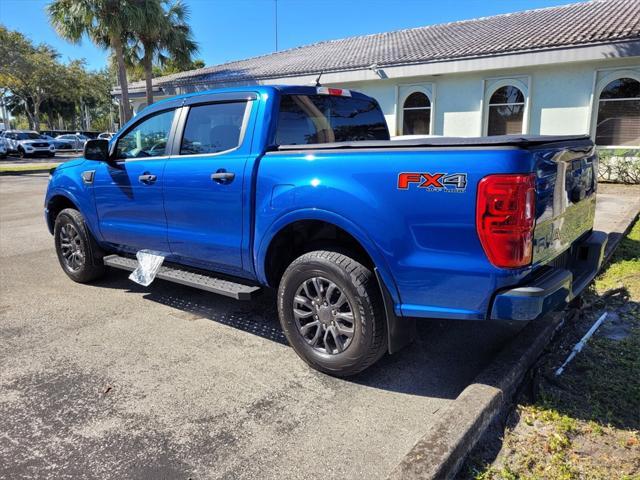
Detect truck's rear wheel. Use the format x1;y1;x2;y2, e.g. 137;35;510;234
277;250;386;377
54;208;105;283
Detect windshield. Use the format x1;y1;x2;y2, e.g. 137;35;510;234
16;132;42;140
276;94;390;145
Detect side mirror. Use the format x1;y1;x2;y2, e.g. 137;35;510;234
84;139;110;162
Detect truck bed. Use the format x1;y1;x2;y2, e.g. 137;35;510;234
264;133;598;321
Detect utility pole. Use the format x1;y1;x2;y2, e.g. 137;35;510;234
275;0;278;52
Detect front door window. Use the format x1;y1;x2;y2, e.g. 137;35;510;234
116;109;175;159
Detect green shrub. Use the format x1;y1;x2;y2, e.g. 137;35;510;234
597;148;640;184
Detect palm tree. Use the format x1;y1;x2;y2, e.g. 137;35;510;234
47;0;146;123
131;0;198;106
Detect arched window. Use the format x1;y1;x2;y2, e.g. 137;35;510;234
487;86;525;136
402;92;431;135
595;77;640;146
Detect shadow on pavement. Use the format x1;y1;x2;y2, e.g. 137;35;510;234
94;269;521;400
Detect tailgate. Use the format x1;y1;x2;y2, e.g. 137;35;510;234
530;139;597;266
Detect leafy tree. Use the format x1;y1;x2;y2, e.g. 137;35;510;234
1;26;114;132
125;56;205;82
47;0;147;123
128;0;198;105
0;26;67;129
156;58;204;76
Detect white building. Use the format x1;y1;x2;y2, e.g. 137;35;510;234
115;0;640;148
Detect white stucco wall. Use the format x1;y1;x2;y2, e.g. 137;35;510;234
335;57;639;143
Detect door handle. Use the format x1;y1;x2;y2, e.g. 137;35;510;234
138;173;157;184
211;170;235;184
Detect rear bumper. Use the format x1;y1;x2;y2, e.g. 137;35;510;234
490;230;607;321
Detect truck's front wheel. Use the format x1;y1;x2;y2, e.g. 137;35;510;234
278;250;386;377
54;208;106;283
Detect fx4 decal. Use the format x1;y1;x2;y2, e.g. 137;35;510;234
397;172;468;192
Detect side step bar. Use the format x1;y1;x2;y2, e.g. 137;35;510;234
103;254;261;300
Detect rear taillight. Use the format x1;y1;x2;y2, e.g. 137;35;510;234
476;173;536;268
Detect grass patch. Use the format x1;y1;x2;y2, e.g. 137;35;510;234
0;163;59;173
467;220;640;479
596;221;640;298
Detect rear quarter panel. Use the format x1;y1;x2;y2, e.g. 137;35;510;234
255;147;535;320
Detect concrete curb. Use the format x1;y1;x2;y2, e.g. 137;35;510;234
388;209;639;480
388;312;564;480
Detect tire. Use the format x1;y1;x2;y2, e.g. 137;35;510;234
17;147;25;158
278;250;386;377
54;208;106;283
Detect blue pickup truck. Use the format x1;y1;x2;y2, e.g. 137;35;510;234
45;85;606;376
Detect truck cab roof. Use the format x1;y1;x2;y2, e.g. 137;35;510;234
140;85;371;116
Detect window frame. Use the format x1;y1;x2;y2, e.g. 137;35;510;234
112;107;179;162
397;85;434;136
590;70;640;148
173;99;253;159
482;77;530;136
272;93;390;146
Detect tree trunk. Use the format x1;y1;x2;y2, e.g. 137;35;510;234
85;103;91;131
20;97;35;129
118;102;125;129
32;96;41;131
0;96;9;130
112;36;132;124
143;48;154;106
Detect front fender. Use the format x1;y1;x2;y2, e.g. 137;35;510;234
254;207;402;312
45;167;101;241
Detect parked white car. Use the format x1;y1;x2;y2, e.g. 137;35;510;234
1;130;56;158
55;133;90;151
97;132;114;140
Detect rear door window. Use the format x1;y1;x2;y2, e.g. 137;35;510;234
276;94;389;145
180;102;248;155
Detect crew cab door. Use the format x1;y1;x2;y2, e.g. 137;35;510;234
163;93;256;274
93;106;179;252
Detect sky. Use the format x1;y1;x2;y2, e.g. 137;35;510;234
0;0;588;72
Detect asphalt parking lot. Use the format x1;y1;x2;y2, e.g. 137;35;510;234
0;174;523;479
2;175;634;479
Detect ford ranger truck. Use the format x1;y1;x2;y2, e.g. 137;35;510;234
45;85;607;377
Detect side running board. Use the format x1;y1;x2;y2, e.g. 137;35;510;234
103;254;261;300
